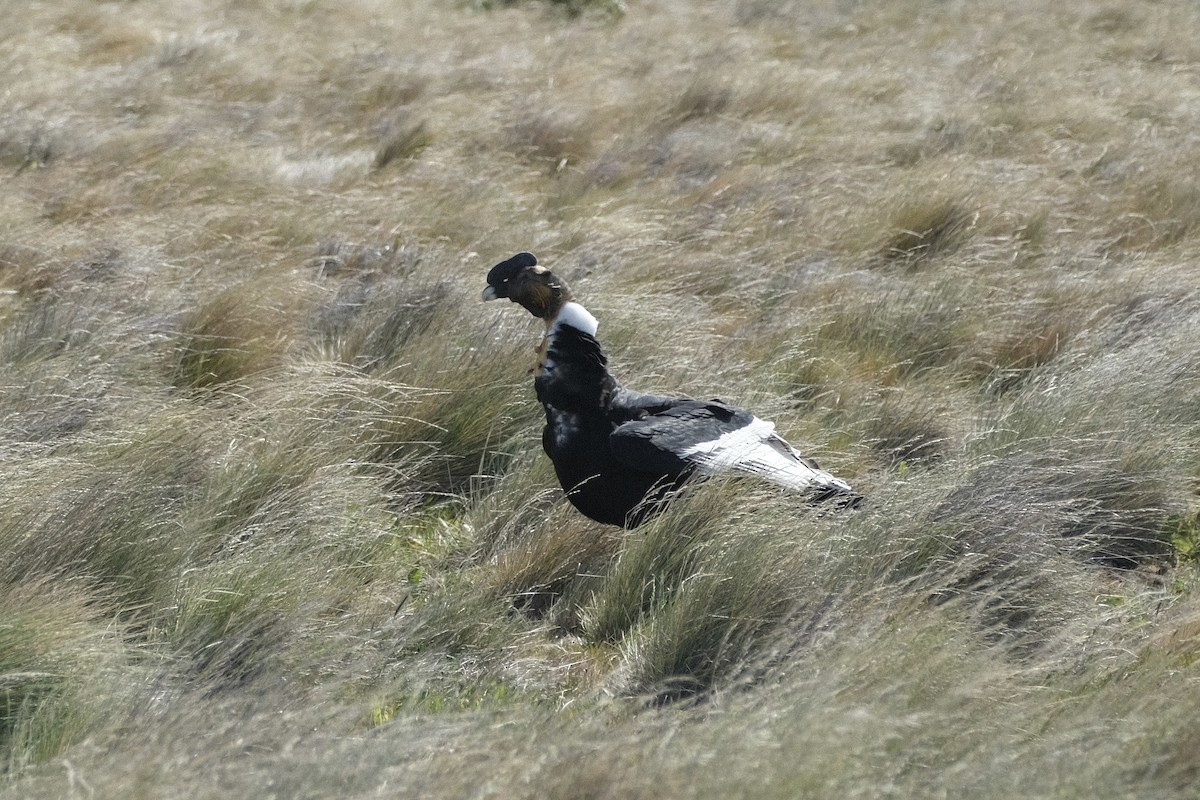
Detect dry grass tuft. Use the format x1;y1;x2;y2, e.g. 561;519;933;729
865;398;952;467
972;308;1080;395
373;119;432;171
0;581;134;774
171;281;296;389
1111;175;1200;249
878;195;979;267
501;106;597;171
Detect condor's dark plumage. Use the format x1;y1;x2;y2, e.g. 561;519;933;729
483;252;859;527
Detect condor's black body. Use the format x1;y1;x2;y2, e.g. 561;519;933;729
483;252;859;527
534;321;692;526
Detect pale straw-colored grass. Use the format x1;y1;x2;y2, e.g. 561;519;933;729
4;0;1200;797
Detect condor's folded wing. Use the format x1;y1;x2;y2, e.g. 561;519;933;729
609;399;857;500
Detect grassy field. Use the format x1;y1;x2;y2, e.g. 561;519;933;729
4;0;1200;796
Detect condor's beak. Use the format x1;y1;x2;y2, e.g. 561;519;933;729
482;285;501;301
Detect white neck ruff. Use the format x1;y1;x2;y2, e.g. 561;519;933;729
551;302;599;336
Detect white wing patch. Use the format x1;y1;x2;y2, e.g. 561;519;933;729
679;416;853;493
678;416;778;471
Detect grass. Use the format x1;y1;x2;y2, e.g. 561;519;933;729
3;0;1200;797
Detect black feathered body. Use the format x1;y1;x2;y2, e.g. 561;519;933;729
535;322;687;526
534;312;857;527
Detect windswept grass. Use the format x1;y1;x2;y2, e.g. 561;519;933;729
4;0;1200;798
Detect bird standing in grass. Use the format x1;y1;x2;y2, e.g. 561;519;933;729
482;252;859;527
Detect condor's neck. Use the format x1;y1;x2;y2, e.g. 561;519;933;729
545;302;598;337
533;302;614;412
533;301;600;374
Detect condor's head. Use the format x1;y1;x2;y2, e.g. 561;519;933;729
481;252;574;322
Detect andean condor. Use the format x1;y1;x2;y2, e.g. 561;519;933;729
482;252;859;527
